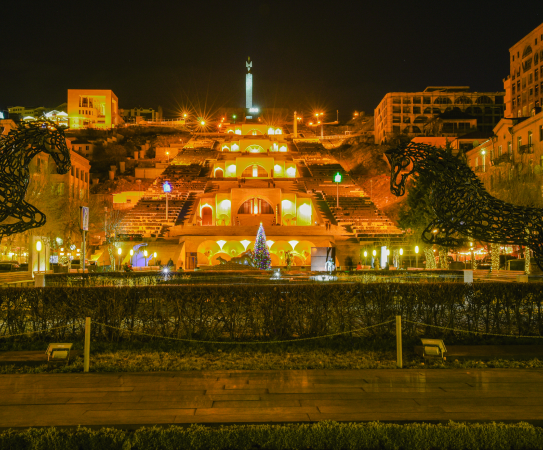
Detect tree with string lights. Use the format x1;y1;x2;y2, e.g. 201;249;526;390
253;223;271;270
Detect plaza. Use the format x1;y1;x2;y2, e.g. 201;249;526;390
2;9;543;449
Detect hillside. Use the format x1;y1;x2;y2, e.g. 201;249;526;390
328;142;407;224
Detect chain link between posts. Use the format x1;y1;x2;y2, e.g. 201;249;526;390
92;319;396;344
404;319;543;339
0;324;74;339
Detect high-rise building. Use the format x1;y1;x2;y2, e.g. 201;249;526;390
374;87;504;144
504;22;543;118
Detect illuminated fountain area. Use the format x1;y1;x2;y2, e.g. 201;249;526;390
195;239;322;267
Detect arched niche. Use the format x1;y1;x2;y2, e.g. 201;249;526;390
241;165;268;177
238;198;274;214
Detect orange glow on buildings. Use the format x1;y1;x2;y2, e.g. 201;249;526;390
67;89;123;129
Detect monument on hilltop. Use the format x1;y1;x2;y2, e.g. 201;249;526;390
246;57;252;109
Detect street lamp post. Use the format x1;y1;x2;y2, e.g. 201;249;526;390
334;172;342;209
144;250;148;267
153;252;157;266
166;151;169;163
129;249;134;266
415;245;419;268
36;240;42;274
117;247;122;270
372;249;377;269
363;250;367;266
163;181;172;222
399;248;403;269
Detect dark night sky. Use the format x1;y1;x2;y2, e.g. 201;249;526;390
1;1;541;120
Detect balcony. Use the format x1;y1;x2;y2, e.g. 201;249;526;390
518;144;534;155
491;153;512;166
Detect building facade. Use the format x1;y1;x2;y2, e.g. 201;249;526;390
67;89;123;129
466;109;543;190
374;87;505;144
504;22;543;118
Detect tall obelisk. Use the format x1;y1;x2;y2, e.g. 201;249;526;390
246;57;253;109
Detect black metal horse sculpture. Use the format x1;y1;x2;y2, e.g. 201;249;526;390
0;120;71;239
385;143;543;269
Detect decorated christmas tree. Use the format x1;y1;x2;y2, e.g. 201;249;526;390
253;223;271;270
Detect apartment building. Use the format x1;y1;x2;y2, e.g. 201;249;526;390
466;109;543;189
67;89;123;129
374;87;504;144
504;23;543;118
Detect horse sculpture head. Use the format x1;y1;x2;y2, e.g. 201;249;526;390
31;120;71;174
385;145;418;197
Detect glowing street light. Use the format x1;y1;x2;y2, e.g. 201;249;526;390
163;181;172;221
415;245;419;268
334;172;342;209
166;151;170;163
36;240;42;274
399;248;403;269
117;247;122;270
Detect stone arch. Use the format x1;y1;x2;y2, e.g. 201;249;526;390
455;96;472;104
241;164;268;177
522;45;532;58
237;198;274;214
201;206;213;226
475;96;493;104
214;167;224;177
245;144;265;153
434;96;452;104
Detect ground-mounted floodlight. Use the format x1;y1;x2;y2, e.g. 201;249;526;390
46;343;73;363
420;338;447;362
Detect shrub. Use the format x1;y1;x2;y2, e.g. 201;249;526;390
0;421;542;450
1;283;542;342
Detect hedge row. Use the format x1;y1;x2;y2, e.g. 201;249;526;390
1;283;542;342
1;422;542;450
43;270;467;287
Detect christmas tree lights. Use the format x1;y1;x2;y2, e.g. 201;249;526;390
253;223;271;270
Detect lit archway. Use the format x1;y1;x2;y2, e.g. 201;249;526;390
214;167;224;178
238;198;274;214
241;164;268;177
201;206;213;226
246;144;265;153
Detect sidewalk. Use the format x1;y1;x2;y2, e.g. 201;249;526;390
1;369;543;428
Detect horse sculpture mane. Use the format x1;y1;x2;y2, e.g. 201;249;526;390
385;142;543;270
0;120;71;239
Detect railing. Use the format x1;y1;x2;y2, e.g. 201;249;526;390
518;144;534;155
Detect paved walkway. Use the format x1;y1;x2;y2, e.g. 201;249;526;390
1;369;543;428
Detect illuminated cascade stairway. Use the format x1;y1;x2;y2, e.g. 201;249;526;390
176;192;198;225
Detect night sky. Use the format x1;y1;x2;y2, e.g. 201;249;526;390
1;2;541;121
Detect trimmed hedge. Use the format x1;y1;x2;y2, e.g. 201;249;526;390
1;283;542;342
1;421;542;450
43;270;467;287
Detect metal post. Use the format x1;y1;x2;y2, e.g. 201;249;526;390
396;315;402;368
166;192;168;221
336;182;339;209
84;317;91;373
82;230;86;273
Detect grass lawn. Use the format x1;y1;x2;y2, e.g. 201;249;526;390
1;338;542;373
